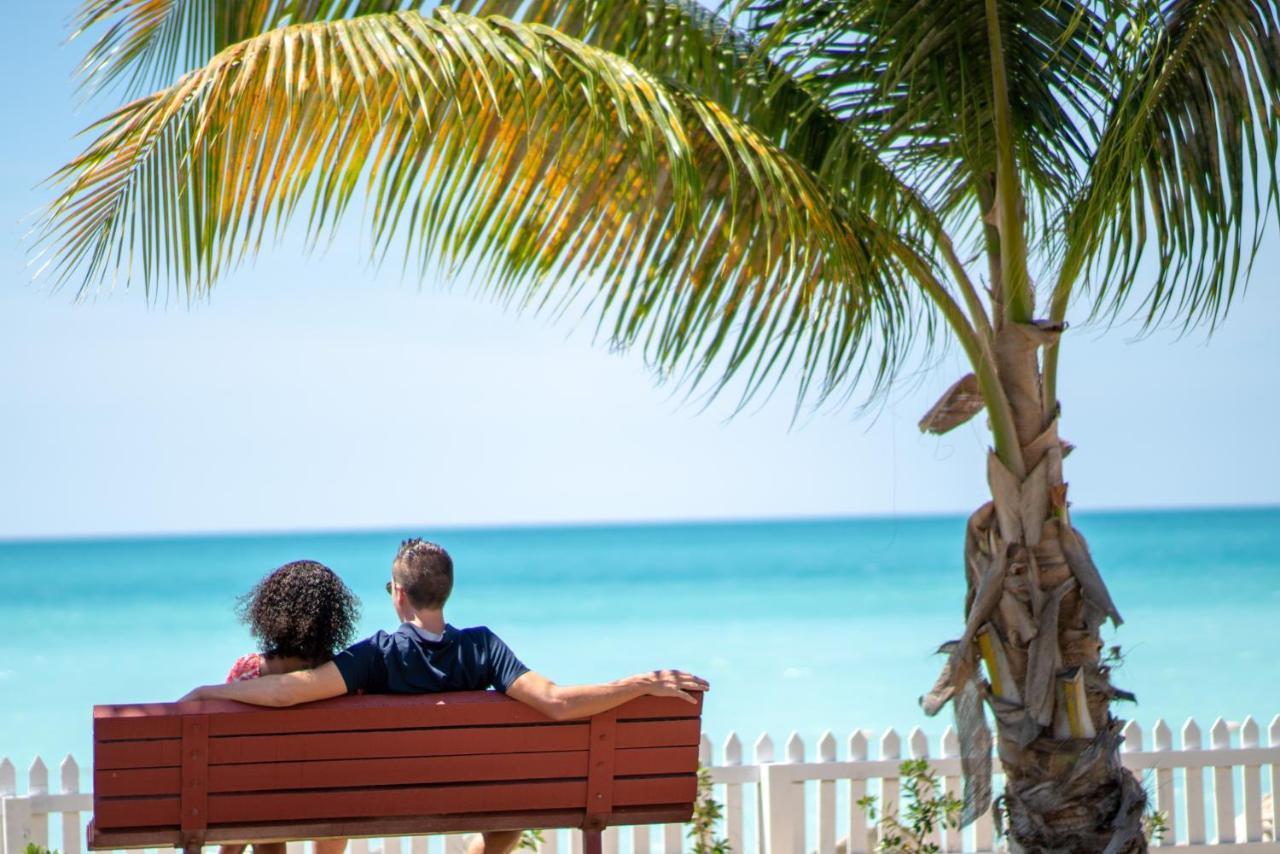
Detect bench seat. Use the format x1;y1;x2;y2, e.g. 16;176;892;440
89;691;703;852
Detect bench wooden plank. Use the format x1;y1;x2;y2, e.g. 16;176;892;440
99;752;590;796
97;773;697;831
99;780;589;830
212;724;590;765
616;720;699;748
94;720;696;773
209;781;590;823
613;776;697;807
96;745;699;798
91;805;692;848
95;724;589;770
94;694;701;741
95;739;180;770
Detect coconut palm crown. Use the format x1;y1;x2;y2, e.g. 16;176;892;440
39;1;1280;851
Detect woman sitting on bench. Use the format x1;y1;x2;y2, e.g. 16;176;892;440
221;559;360;854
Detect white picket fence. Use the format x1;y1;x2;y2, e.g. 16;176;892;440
3;717;1278;854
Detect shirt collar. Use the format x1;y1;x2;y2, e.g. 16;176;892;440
400;622;448;643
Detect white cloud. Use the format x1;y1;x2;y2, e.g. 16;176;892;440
782;666;812;680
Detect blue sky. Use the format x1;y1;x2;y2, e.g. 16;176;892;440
2;3;1278;539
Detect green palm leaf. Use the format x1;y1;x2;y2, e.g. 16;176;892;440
742;0;1114;237
43;9;923;405
1055;0;1280;329
75;0;930;245
72;0;421;97
451;0;935;245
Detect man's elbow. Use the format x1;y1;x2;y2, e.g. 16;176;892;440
543;701;574;721
528;687;573;721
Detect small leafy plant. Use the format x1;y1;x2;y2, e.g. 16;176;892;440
688;766;731;853
1144;809;1169;845
25;846;60;854
516;829;544;850
856;758;962;854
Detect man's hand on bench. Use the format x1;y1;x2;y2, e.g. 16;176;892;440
504;669;708;721
633;670;711;703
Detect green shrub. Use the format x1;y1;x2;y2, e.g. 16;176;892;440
688;766;730;854
856;758;961;854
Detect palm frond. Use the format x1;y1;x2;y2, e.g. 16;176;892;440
1057;0;1280;328
41;10;926;407
71;0;420;97
450;0;932;243
743;0;1115;242
75;0;939;273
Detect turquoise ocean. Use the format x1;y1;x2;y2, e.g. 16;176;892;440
2;508;1277;778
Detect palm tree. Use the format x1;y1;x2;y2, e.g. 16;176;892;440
38;1;1280;850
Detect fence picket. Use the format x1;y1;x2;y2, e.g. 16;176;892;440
1153;719;1177;847
847;731;870;854
754;733;775;764
0;758;13;854
721;732;743;854
940;727;961;853
777;733;806;852
753;732;773;851
27;759;47;849
540;828;558;853
59;756;81;854
908;727;943;851
1211;718;1236;844
816;732;837;854
2;757;32;854
880;727;902;843
350;838;369;854
1270;717;1280;845
1123;720;1144;753
631;824;649;854
1184;718;1207;845
1240;717;1263;843
662;821;681;852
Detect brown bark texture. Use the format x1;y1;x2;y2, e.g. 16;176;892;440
922;323;1148;853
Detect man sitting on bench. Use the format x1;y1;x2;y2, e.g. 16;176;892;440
180;538;709;854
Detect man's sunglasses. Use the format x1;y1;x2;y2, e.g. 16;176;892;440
385;580;395;595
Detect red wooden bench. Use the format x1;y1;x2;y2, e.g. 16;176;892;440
88;691;703;854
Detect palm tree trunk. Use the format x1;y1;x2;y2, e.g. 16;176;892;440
929;324;1148;852
987;326;1146;852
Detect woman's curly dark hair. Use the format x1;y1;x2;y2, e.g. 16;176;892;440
236;560;361;663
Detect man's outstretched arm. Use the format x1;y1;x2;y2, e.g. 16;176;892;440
505;670;708;722
178;661;348;707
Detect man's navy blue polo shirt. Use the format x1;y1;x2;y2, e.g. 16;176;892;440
332;623;530;695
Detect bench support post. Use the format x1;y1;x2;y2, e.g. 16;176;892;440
180;715;209;854
583;708;616;854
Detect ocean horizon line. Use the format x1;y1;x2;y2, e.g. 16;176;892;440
3;501;1276;546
